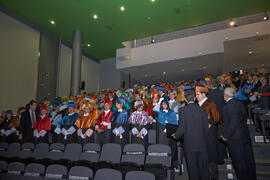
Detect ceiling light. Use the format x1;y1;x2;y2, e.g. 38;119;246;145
229;19;235;27
50;20;55;25
248;51;253;55
256;32;259;35
93;14;98;19
87;44;91;47
163;71;166;75
120;6;125;11
151;36;155;43
151;0;156;2
199;52;203;55
225;37;229;40
264;11;268;21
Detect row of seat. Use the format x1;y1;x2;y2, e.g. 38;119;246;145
0;161;155;180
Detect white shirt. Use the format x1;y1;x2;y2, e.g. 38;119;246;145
118;109;123;112
104;110;110;116
226;97;233;102
199;97;208;107
83;113;89;117
68;112;75;116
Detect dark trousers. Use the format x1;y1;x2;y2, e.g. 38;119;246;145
227;140;257;180
185;151;210;180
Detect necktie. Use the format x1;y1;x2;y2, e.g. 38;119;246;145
31;110;35;126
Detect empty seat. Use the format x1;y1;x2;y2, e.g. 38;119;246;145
99;143;122;164
44;164;67;179
17;143;35;159
46;143;65;161
2;143;21;158
94;168;122;180
0;160;7;173
0;142;8;156
62;143;82;162
121;144;145;166
68;166;93;180
79;143;101;163
145;144;171;168
24;163;45;177
32;143;49;160
7;162;25;175
125;171;155;180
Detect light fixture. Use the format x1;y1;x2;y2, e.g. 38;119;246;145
87;44;91;47
248;51;253;55
151;36;155;43
198;52;203;55
163;71;166;75
50;20;55;25
264;11;268;21
256;32;260;35
151;0;156;2
229;19;235;27
93;14;98;20
120;6;125;11
225;37;229;40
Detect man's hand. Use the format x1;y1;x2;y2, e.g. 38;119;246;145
18;134;23;140
136;132;142;137
171;133;176;139
220;135;227;141
208;123;212;128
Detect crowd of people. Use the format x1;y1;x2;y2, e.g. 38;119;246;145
0;72;270;180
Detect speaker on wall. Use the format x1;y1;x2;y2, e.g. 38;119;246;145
80;81;85;90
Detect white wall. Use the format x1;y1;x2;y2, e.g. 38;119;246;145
57;44;100;97
116;21;270;69
0;12;40;112
100;58;121;90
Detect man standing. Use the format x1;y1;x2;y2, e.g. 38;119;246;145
19;100;37;142
221;88;256;180
196;85;222;180
173;90;209;180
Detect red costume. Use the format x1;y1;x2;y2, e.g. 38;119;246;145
33;115;51;132
95;110;113;130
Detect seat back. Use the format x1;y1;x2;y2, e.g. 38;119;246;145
63;143;82;161
121;144;145;166
6;143;21;157
125;171;155;180
7;162;25;175
24;163;45;177
79;143;101;163
50;143;65;152
94;168;122;180
0;161;7;172
32;143;49;159
69;166;93;180
45;164;67;179
99;143;122;164
145;144;171;167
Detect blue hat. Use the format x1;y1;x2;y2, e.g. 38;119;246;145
54;98;62;105
184;86;192;90
200;80;207;84
5;110;13;115
243;84;253;90
126;88;133;93
117;97;126;105
85;97;90;102
68;103;75;109
157;86;166;92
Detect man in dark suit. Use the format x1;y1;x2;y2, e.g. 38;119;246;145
19;100;38;142
252;75;262;92
257;76;270;110
221;88;256;180
172;90;209;180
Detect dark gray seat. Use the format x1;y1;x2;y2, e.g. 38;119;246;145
94;168;122;180
79;143;100;163
0;142;8;156
3;143;21;158
32;143;49;160
24;163;45;177
99;143;122;164
7;162;25;175
62;143;82;162
46;143;65;161
145;144;171;168
121;144;145;166
44;164;67;179
0;160;7;173
68;166;93;180
18;143;35;159
125;171;155;180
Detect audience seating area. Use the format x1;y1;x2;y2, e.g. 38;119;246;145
0;142;175;180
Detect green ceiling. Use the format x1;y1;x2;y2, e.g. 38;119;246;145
0;0;270;60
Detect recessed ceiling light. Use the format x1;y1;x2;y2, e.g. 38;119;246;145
87;44;91;47
151;0;156;2
225;37;229;40
249;51;253;55
256;32;260;35
50;20;55;25
163;71;166;75
229;19;235;27
120;6;125;11
264;11;268;21
93;14;98;19
199;52;203;55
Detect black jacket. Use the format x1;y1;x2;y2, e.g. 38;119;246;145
208;88;225;118
222;98;250;143
19;110;37;138
258;83;270;110
175;103;208;152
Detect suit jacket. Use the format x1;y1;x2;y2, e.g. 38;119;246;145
19;110;37;138
253;81;262;92
208;88;225;117
222;98;250;142
175;103;208;152
258;83;270;110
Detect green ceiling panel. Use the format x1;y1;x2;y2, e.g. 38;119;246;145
0;0;270;60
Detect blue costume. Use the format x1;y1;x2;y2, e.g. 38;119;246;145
60;113;79;126
235;88;248;101
157;110;178;126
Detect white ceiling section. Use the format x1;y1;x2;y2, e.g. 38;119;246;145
116;20;270;70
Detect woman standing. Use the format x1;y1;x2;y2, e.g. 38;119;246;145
33;106;51;143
